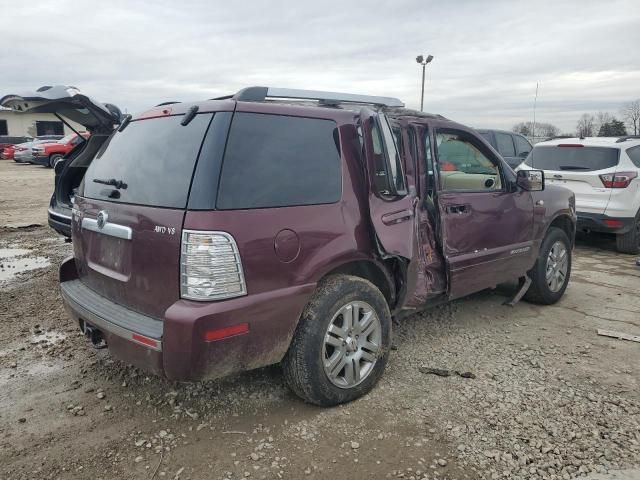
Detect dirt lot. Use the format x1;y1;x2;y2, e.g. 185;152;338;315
1;160;639;480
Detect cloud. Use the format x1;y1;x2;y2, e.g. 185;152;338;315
1;0;639;132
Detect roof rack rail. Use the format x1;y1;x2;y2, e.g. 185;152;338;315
615;135;640;143
155;101;181;107
230;86;404;108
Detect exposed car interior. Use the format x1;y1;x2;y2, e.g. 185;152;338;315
435;132;502;191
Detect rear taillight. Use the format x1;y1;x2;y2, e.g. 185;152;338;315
599;171;638;188
180;230;246;301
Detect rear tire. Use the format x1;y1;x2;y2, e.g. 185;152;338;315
615;213;640;254
524;227;572;305
49;154;63;168
282;275;392;406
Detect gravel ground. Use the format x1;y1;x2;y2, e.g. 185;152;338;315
0;161;639;480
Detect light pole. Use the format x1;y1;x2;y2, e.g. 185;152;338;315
416;54;434;111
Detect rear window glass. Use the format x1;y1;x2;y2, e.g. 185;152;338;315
525;145;619;171
83;114;212;208
217;113;341;209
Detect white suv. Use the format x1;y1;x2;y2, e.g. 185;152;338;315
519;136;640;254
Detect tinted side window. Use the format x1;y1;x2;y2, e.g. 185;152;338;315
479;132;493;145
495;132;516;157
217;113;341;209
627;146;640;168
435;131;502;192
0;120;7;136
513;135;532;157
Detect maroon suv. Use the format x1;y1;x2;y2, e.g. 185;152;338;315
3;86;576;406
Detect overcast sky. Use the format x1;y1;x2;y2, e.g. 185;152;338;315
2;0;639;132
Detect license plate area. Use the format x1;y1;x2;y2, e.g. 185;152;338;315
87;233;131;282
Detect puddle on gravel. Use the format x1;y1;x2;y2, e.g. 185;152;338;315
0;247;50;282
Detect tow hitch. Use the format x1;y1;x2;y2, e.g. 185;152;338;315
81;320;107;349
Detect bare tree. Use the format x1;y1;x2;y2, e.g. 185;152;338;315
594;111;612;136
621;100;640;135
576;114;595;137
513;121;559;138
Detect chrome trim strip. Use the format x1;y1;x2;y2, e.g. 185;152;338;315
61;288;162;352
48;208;72;220
82;217;132;240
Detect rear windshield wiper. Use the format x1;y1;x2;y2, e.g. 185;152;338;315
558;166;590;170
93;178;128;189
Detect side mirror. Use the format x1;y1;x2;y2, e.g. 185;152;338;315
516;169;544;191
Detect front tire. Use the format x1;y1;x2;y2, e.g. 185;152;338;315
49;154;63;168
282;275;392;406
524;227;572;305
616;213;640;254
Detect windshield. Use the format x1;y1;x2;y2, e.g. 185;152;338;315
82;114;212;208
525;145;619;171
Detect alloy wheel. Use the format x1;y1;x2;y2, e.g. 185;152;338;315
322;301;381;388
545;240;568;293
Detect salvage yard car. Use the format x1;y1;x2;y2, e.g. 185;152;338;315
2;86;576;406
31;131;90;167
14;136;64;163
520;136;640;254
476;128;532;169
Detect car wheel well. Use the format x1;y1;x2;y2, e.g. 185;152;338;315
549;215;574;246
321;260;395;307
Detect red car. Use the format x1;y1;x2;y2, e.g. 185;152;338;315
1;144;16;160
0;135;31;159
31;132;89;167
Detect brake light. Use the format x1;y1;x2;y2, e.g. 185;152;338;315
603;219;623;228
180;230;247;301
557;144;584;148
599;171;638;188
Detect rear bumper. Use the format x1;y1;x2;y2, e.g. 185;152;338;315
59;256;314;381
31;155;49;166
48;207;72;237
577;212;635;234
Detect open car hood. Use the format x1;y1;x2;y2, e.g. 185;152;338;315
0;85;121;133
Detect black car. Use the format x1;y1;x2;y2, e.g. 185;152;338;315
1;86;121;237
477;129;532;169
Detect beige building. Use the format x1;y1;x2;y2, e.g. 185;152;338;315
0;108;84;138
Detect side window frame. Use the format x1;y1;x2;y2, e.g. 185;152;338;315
375;113;407;198
422;125;437;198
433;127;506;194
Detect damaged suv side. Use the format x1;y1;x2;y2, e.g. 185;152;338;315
3;86;576;406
